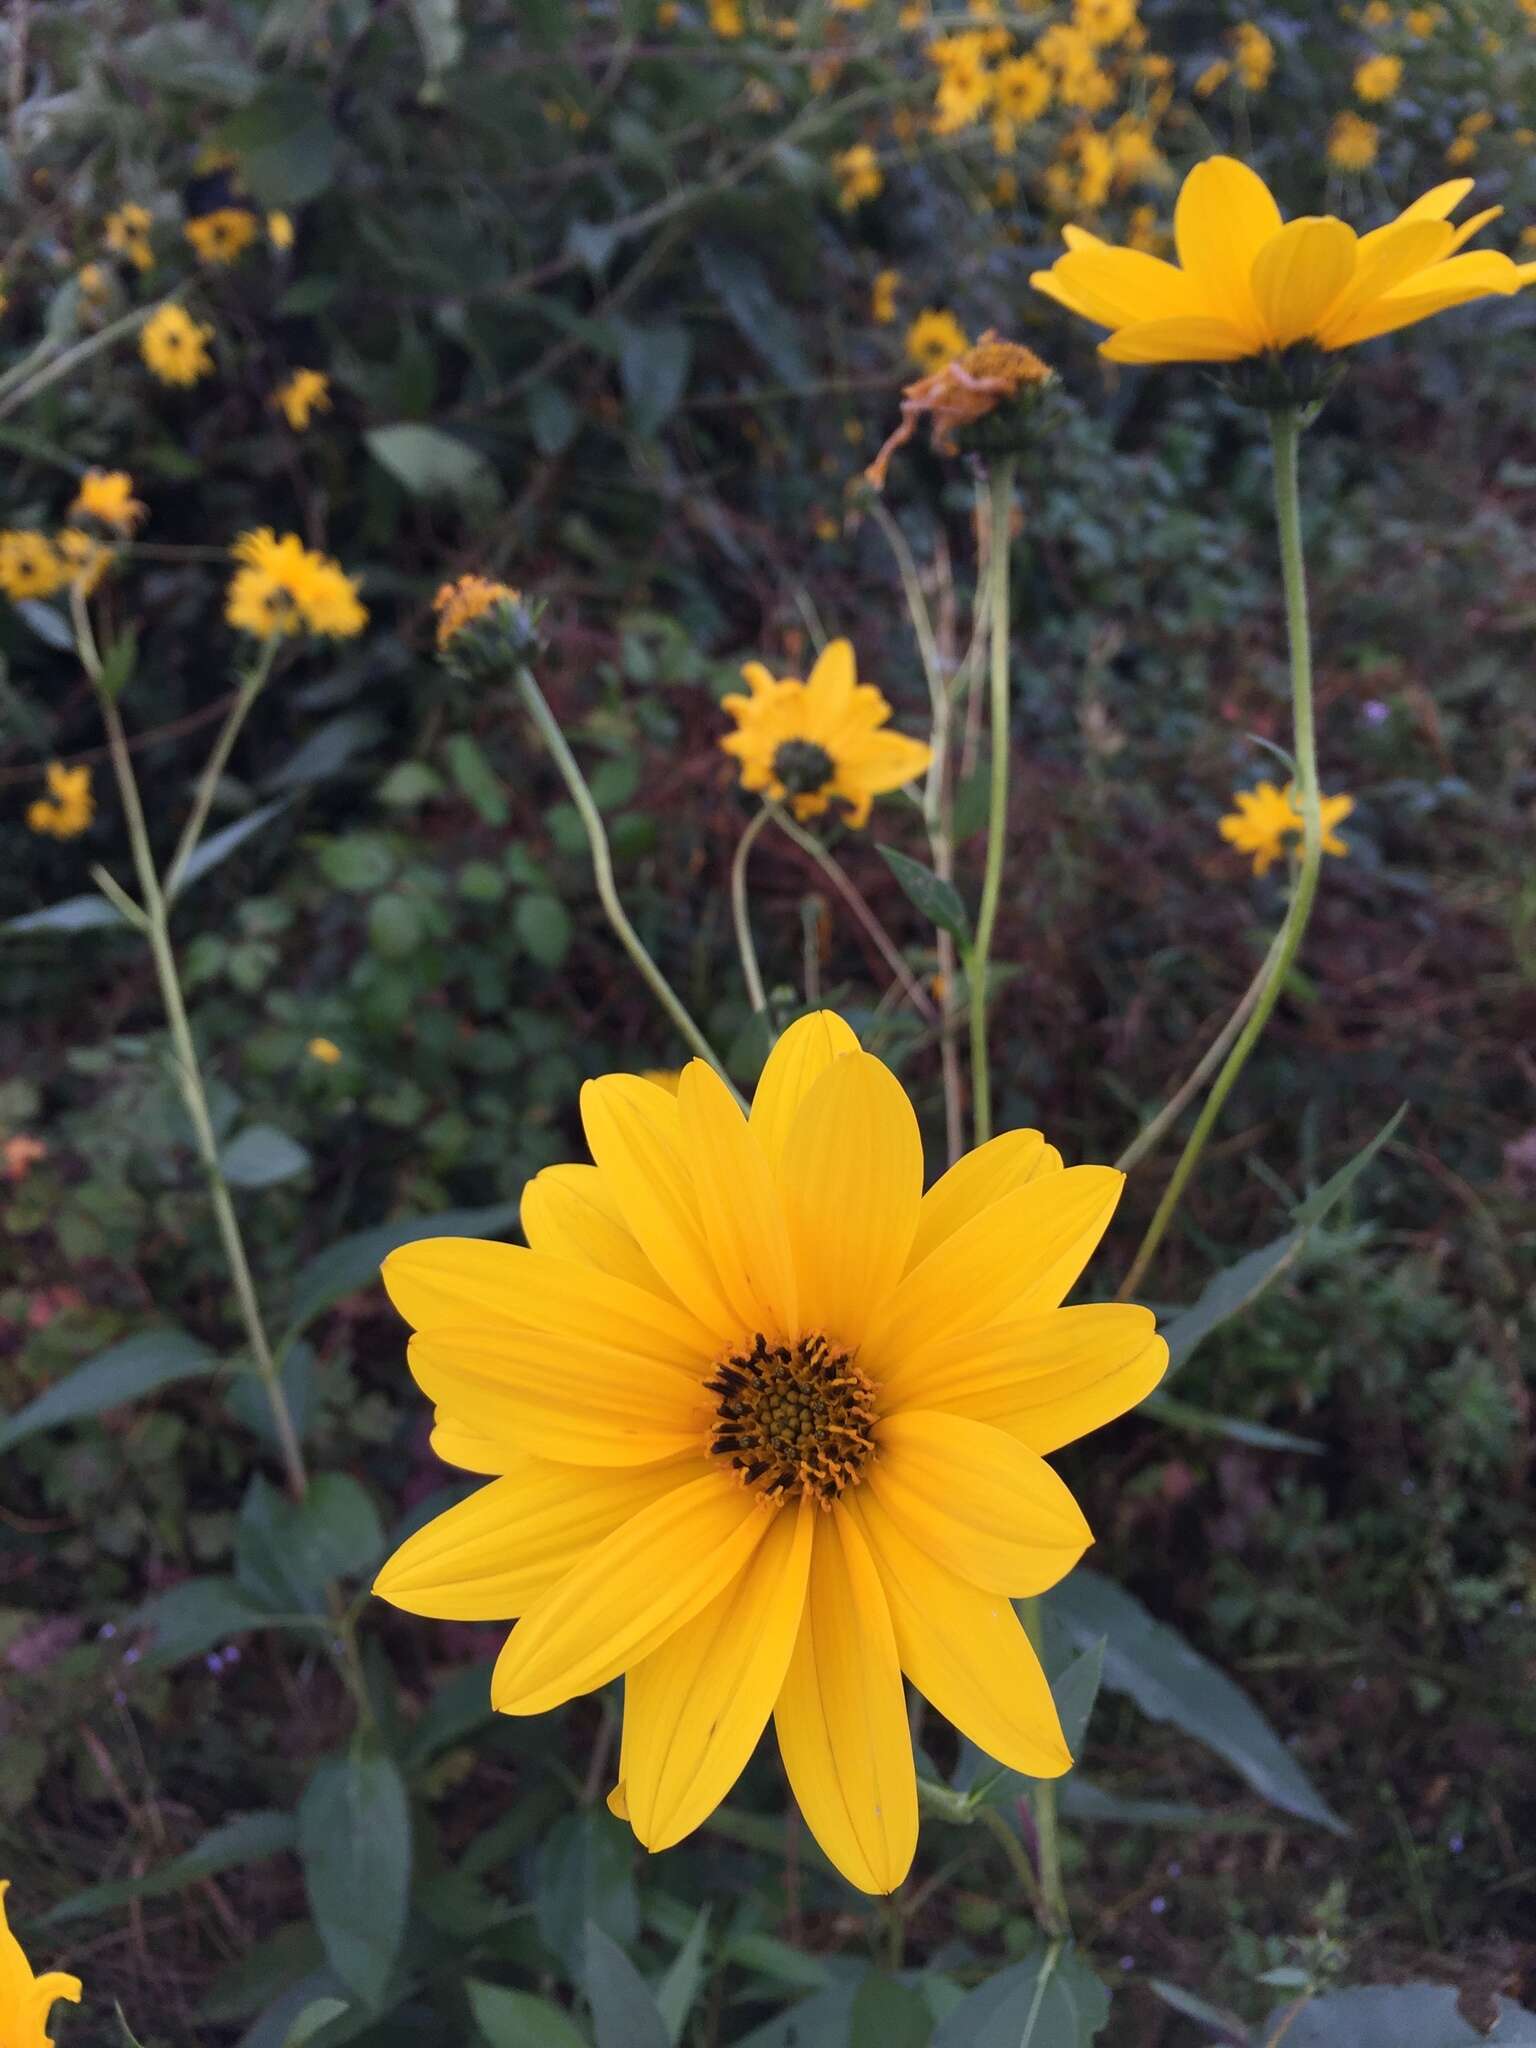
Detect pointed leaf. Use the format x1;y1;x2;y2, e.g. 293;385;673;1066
0;1329;214;1451
45;1813;296;1923
585;1924;669;2048
298;1742;411;2009
876;846;970;947
931;1946;1110;2047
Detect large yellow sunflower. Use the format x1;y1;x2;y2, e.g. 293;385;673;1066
1031;155;1536;362
373;1012;1167;1893
719;639;933;827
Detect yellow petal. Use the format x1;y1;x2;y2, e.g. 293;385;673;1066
833;729;934;800
905;1128;1057;1273
1249;217;1358;348
373;1458;697;1618
864;1165;1124;1366
521;1163;674;1298
779;1051;923;1350
845;1487;1070;1777
1392;176;1475;224
1323;249;1523;345
1173;155;1283;337
381;1237;715;1367
1313;217;1457;346
880;1304;1167;1452
1099;315;1255;363
430;1413;516;1473
1444;204;1502;254
580;1075;737;1340
802;637;858;732
1031;243;1203;330
676;1059;798;1337
622;1494;814;1850
492;1473;773;1713
748;1009;861;1176
869;1409;1091;1595
408;1326;707;1466
773;1503;917;1894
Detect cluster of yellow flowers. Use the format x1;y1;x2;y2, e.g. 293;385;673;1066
225;529;367;641
0;469;145;604
26;761;95;840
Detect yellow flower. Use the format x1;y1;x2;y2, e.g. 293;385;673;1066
1193;57;1231;96
834;143;884;211
1217;780;1354;875
1126;202;1164;252
433;572;522;650
307;1037;344;1065
1354;51;1403;100
272;368;332;431
1327;110;1380;169
0;531;67;601
1234;22;1275;90
104;202;154;272
905;305;969;372
69;469;146;534
1443;135;1475;166
992;54;1052;123
225;529;367;640
871;268;901;324
720;640;932;827
1404;4;1436;28
1072;0;1137;47
1361;0;1392;20
867;332;1054;487
1524;225;1536;250
184;207;259;265
139;304;216;386
1031;155;1535;362
371;1012;1166;1893
709;0;744;34
78;262;110;308
0;1882;81;2048
267;210;295;250
1460;109;1493;136
55;528;115;596
26;762;94;841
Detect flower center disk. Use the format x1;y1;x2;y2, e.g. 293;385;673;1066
706;1333;875;1506
771;738;836;797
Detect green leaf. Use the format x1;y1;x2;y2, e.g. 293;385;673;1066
849;1974;933;2048
4;893;126;936
1051;1570;1346;1834
317;834;397;892
282;1202;522;1338
368;893;424;960
235;1473;385;1611
515;893;573;968
654;1906;711;2046
221;1125;312;1189
298;1741;411;2010
133;1575;274;1667
467;1982;590;2048
175;797;293;891
16;598;73;650
1291;1102;1408;1226
279;1999;351;2048
44;1812;296;1923
445;731;510;826
121;19;258;100
0;1329;213;1452
615;320;692;438
1273;1984;1536;2046
698;242;810;384
877;846;970;947
729;1983;859;2048
1060;1778;1276;1833
585;1924;669;2048
534;1812;639;1977
1142;1392;1323;1455
527;381;580;456
97;628;138;701
1146;1978;1248;2042
265;713;385;791
220;83;336;206
366;423;502;511
930;1946;1110;2048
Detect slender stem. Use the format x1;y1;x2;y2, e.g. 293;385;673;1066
966;457;1016;1149
514;664;741;1098
1113;920;1289;1175
976;1805;1045;1918
163;636;281;901
1017;1595;1071;1936
764;799;937;1025
1117;409;1324;1300
0;291;182;419
730;804;774;1026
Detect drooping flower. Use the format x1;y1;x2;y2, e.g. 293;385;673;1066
372;1013;1166;1893
139;304;215;386
720;640;932;827
905;305;969;372
272;369;332;431
104;202;154;272
26;762;94;841
0;531;67;602
834;143;884;211
867;331;1054;486
68;470;146;535
1354;52;1403;100
1217;779;1354;875
1031;156;1535;363
225;529;366;640
0;1882;80;2048
1327;110;1380;171
183;207;259;266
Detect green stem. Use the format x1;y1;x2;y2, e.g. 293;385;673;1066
966;457;1016;1148
0;290;183;419
514;664;741;1098
163;636;281;901
730;804;774;1026
1117;408;1324;1301
1018;1595;1071;1936
977;1804;1045;1919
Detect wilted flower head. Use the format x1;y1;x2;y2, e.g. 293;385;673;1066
867;331;1054;485
26;762;94;841
55;528;116;596
139;304;215;386
431;573;539;678
69;469;146;535
226;529;366;640
0;1880;81;2048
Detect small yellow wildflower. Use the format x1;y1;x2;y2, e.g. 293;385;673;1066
1354;52;1403;100
928;34;995;132
272;368;332;431
0;532;67;601
226;529;367;641
1361;0;1392;21
834;143;884;211
0;1881;81;2048
267;211;295;250
1109;113;1160;184
78;263;110;308
1125;202;1164;252
1072;0;1137;47
104;202;154;272
307;1037;344;1065
1234;22;1275;90
1460;109;1493;137
1327;110;1380;169
69;469;146;535
1193;56;1231;96
1404;4;1436;28
139;304;216;386
1218;781;1354;876
1444;135;1475;166
433;573;522;651
26;762;95;841
905;306;969;373
1523;225;1536;251
709;0;744;34
992;54;1052;124
184;207;260;266
55;528;115;597
899;0;928;23
871;268;901;324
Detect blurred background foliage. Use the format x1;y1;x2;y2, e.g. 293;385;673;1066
1;1;1533;2043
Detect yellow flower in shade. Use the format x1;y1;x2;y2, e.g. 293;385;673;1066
1218;780;1354;875
1036;24;1114;109
139;304;215;386
720;640;932;827
1354;51;1403;100
77;263;110;309
184;207;259;266
1234;22;1275;90
1031;156;1536;363
0;1882;80;2048
871;268;901;324
1193;56;1231;96
1443;135;1475;167
267;211;295;250
370;1012;1166;1893
834;143;884;211
709;0;744;34
104;202;154;272
927;32;995;133
1072;0;1137;47
307;1036;344;1065
0;532;67;602
867;332;1054;487
905;305;969;372
992;54;1052;124
1327;110;1380;170
226;529;367;640
272;368;332;431
69;469;146;535
26;762;94;840
1404;4;1435;27
55;529;115;597
433;572;522;651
